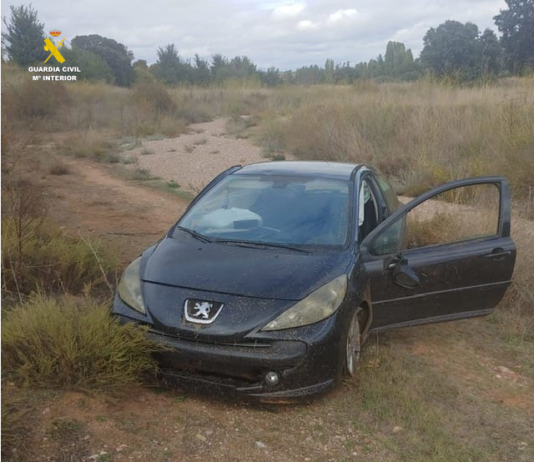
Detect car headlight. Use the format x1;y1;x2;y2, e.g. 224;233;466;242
262;275;347;331
117;257;146;314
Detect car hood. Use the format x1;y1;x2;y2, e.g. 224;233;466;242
142;231;352;301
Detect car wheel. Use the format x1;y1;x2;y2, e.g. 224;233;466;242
343;308;361;377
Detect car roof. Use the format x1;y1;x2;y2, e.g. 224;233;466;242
234;161;362;180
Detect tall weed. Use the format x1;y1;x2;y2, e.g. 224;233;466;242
1;213;116;298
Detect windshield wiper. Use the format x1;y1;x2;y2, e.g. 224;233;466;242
214;239;311;254
176;226;212;243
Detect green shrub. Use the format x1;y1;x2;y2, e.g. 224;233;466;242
1;216;116;297
130;167;152;181
1;295;162;391
165;180;180;188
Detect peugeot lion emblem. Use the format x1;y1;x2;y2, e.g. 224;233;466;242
184;299;224;325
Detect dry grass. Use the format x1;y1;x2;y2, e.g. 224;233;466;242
1;79;70;130
1;132;116;299
405;184;501;248
405;212;455;248
498;219;534;341
1;216;117;298
1;65;203;138
59;130;119;162
1;294;162;391
254;80;534;210
1;384;32;456
1;176;116;298
337;327;534;462
0;131;8;174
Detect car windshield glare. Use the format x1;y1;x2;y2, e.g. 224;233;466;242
177;174;351;247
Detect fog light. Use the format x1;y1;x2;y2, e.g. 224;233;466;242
265;371;280;387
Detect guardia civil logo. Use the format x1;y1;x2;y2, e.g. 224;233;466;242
44;30;65;64
28;30;80;80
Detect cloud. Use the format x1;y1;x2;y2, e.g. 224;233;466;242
0;0;507;70
327;8;358;25
296;20;319;31
272;2;306;20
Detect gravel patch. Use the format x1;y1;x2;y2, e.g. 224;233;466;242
124;118;287;193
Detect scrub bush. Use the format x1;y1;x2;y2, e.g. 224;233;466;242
131;81;176;116
3;79;69;122
1;178;116;298
59;130;119;161
1;216;116;297
1;295;162;391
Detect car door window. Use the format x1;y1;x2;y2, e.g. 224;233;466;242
404;183;500;249
369;183;501;256
375;174;400;214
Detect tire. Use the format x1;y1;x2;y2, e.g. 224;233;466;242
343;308;362;377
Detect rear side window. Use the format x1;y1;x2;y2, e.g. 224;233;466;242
376;175;400;214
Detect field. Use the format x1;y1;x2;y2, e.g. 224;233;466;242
2;64;533;461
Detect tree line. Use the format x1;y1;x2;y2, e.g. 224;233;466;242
2;0;533;87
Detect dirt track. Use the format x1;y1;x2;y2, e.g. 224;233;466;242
43;156;187;263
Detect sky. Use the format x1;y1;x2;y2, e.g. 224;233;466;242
1;0;507;70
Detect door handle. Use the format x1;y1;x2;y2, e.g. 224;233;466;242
485;249;511;260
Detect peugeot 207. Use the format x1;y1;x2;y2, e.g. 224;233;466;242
112;161;516;401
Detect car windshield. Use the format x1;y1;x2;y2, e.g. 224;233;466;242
177;174;351;248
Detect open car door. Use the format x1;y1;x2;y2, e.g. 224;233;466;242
360;177;516;331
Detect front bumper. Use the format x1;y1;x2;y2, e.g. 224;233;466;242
113;296;343;401
150;332;336;401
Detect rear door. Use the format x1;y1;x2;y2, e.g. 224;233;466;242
359;177;516;331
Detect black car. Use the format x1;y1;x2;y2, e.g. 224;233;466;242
112;161;516;401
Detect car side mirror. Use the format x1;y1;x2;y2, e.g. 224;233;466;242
393;263;420;289
383;252;404;271
383;253;420;289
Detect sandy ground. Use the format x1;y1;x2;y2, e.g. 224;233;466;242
123;118;292;193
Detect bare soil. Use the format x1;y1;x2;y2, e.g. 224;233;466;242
40;156;186;264
8;119;534;462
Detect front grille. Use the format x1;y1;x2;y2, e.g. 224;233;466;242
148;328;271;348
